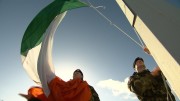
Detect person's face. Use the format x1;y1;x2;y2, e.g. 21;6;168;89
135;60;146;73
73;72;83;80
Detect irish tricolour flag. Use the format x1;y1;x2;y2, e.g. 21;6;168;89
20;0;87;96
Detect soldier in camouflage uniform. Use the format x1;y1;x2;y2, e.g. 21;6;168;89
128;57;175;101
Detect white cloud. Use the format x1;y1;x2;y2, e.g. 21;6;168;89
96;77;137;100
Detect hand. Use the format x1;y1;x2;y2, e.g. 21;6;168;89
143;46;151;55
151;67;161;77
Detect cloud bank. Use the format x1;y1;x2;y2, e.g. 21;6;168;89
97;77;137;99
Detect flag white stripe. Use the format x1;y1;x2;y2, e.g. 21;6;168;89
38;12;67;96
21;44;42;84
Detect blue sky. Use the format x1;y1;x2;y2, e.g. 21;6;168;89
0;0;179;101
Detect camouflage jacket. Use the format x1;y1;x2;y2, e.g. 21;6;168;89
128;70;175;101
89;85;100;101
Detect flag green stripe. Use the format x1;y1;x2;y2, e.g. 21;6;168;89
21;0;88;56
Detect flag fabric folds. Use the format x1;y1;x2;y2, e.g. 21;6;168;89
20;0;88;97
26;77;91;101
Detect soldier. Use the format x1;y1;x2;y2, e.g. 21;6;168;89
128;57;176;101
73;69;100;101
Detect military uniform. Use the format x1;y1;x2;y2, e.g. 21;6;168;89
89;85;100;101
128;69;175;101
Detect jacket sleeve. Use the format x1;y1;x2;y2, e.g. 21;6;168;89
128;76;144;96
89;85;100;101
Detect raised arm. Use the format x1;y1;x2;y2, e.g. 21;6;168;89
151;67;161;77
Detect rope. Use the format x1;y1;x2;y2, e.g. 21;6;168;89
134;28;145;47
85;0;144;49
161;72;174;101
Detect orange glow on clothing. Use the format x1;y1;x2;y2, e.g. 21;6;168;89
28;76;91;101
28;87;48;101
48;77;91;101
